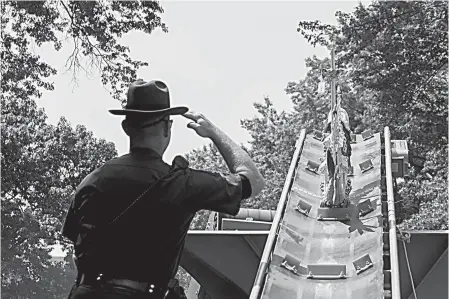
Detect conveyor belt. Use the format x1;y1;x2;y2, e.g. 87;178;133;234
260;133;384;299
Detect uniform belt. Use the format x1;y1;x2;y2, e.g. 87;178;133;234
79;273;167;295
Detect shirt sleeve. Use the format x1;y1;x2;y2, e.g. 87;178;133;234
61;193;77;243
183;168;245;216
61;169;103;244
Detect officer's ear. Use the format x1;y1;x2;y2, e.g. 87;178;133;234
122;119;134;137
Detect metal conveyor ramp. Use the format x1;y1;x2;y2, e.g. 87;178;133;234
252;131;385;299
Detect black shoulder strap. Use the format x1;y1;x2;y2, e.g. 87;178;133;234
108;155;189;226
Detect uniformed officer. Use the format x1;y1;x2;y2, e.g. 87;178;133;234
61;79;265;299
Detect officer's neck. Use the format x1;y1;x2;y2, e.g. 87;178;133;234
129;138;166;157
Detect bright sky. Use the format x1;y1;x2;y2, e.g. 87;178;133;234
36;0;369;169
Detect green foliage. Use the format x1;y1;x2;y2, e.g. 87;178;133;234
241;98;300;209
296;0;448;229
399;192;448;231
1;0;167;103
1;97;118;298
298;1;448;140
174;267;192;293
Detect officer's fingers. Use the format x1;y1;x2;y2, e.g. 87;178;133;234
182;112;194;120
183;111;201;121
187;122;201;130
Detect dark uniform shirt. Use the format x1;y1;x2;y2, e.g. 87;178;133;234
62;148;250;287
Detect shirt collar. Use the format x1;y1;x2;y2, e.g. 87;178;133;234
129;147;162;158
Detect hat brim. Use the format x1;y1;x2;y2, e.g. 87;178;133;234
109;106;188;116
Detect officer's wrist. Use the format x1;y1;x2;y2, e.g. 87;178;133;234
207;125;222;141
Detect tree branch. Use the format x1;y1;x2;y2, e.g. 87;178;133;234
59;0;116;75
348;8;420;30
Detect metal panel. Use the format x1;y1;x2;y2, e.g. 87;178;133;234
180;231;269;299
398;231;448;298
221;218;272;231
219;209;276;223
407;249;448;299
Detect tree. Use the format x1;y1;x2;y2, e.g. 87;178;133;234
296;0;448;229
1;0;167;103
297;1;447;143
398;191;448;231
241;98;301;210
1;96;118;298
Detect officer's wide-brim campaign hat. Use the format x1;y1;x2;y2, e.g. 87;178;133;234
109;79;188;116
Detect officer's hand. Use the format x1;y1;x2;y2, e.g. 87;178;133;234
183;111;217;138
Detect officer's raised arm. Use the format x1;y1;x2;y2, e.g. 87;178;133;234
183;111;265;198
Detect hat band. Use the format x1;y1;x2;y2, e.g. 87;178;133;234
125;103;169;111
